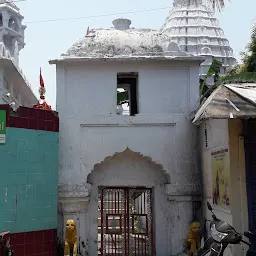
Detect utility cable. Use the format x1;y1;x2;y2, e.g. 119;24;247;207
24;6;171;24
2;0;28;3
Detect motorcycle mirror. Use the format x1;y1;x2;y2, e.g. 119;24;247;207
207;201;213;211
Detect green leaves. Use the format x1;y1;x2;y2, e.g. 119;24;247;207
220;72;256;84
206;58;222;78
200;58;222;98
117;91;129;105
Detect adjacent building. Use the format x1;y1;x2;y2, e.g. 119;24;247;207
50;18;203;255
0;0;37;108
0;2;59;256
193;83;256;255
0;104;59;256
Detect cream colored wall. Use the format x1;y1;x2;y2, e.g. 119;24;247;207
200;119;232;223
228;119;249;238
199;119;249;256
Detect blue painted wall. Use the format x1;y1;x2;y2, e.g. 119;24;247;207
0;127;58;233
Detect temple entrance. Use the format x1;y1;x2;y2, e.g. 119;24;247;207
98;187;154;256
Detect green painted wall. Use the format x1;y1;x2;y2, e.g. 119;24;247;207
0;128;58;233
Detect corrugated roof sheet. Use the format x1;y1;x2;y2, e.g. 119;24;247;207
225;83;256;105
192;83;256;125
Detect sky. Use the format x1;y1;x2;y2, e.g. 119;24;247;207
16;0;256;109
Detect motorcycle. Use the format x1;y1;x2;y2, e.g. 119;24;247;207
195;202;256;256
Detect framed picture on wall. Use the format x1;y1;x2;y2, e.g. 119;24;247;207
211;149;231;209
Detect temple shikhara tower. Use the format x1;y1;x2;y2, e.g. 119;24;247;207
160;0;236;79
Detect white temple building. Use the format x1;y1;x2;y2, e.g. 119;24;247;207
0;0;37;108
50;18;204;255
160;0;236;79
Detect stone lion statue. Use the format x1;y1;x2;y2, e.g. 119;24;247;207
64;219;77;256
185;222;201;256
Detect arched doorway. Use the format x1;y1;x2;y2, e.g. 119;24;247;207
86;148;170;255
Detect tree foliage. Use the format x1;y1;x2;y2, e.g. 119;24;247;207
242;38;256;72
200;58;222;101
117;91;129;105
221;72;256;84
227;23;256;74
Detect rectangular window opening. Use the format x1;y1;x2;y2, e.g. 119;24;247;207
116;72;138;116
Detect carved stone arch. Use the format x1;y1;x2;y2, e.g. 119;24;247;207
201;46;212;55
87;147;171;185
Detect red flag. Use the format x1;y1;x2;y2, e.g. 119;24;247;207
40;68;45;88
86;26;89;36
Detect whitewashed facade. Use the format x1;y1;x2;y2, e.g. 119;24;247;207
0;0;37;108
50;18;204;255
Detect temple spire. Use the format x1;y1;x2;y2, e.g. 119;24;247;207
161;0;235;80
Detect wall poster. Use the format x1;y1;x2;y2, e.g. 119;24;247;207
211;149;231;208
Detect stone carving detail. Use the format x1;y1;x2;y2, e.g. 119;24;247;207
59;183;92;198
89;147;171;184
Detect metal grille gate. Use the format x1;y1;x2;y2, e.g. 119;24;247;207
98;187;154;256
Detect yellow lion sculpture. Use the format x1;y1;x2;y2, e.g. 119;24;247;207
64;219;77;256
185;222;201;256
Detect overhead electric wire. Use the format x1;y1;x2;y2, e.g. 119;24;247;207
24;6;171;24
10;0;171;25
4;0;27;2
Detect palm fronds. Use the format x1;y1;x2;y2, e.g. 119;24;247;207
200;58;222;96
175;0;229;11
211;0;226;11
201;0;228;11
